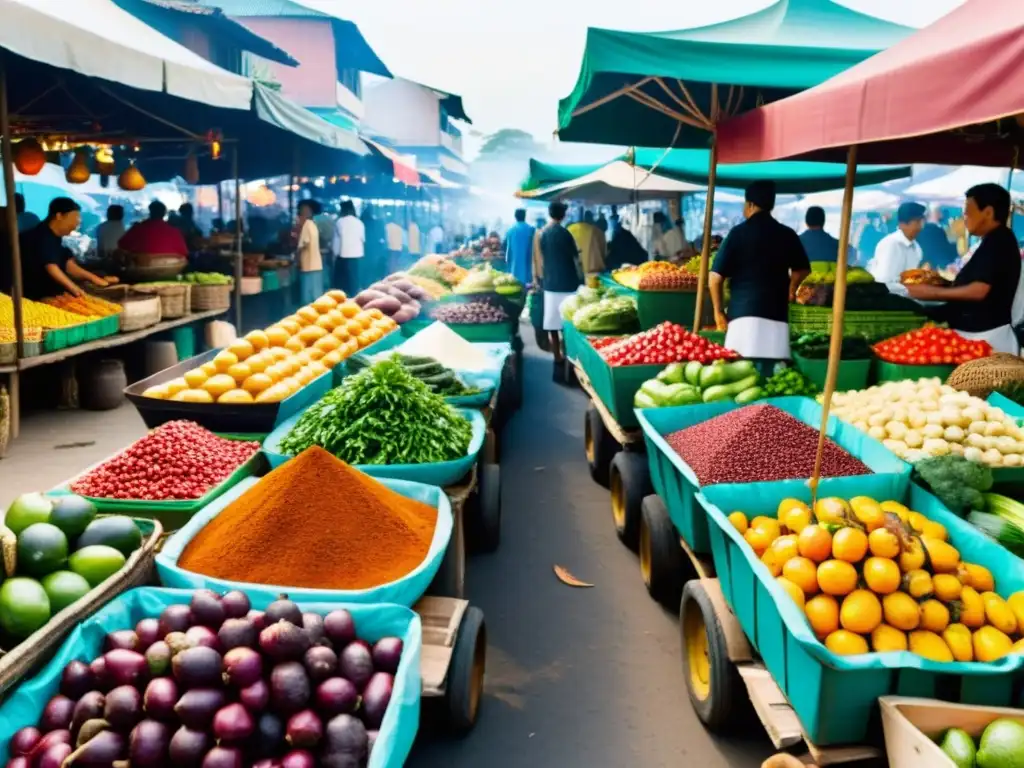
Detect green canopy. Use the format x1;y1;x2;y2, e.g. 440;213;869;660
520;149;910;195
557;0;912;148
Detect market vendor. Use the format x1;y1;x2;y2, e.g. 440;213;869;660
20;197;110;300
905;183;1022;354
118;200;189;258
709;181;810;368
539;201;581;381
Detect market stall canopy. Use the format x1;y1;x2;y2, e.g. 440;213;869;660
518;160;708;204
777;187;900;213
419;167;462;189
903;166;1024;201
363;138;420;187
716;0;1024;167
556;0;912;148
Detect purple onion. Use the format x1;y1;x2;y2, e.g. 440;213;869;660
59;661;94;700
10;727;41;757
220;591;250;620
40;695;75;732
134;619;161;651
223;647;263;688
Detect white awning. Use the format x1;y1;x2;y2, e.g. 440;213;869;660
0;0;253;109
904;167;1011;201
780;188;900;212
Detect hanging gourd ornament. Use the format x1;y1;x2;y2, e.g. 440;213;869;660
65;148;91;184
118;162;146;191
13;138;45;176
94;145;115;175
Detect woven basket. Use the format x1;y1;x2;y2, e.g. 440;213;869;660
0;386;8;460
120;296;162;332
191;282;233;311
948;354;1024;397
0;518;163;699
133;283;191;319
85;283;130;303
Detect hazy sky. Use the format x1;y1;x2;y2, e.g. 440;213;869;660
302;0;963;158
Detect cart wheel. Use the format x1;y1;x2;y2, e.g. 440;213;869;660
680;580;743;733
500;355;522;411
483;428;499;465
467;464;501;554
585;403;618;487
563;358;578;388
640;495;685;608
445;605;487;735
430;514;465;599
609;451;649;551
534;327;551;352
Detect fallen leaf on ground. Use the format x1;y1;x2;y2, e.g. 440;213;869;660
553;565;594;588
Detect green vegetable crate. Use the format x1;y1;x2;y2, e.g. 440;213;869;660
793;354;873;391
788;305;926;337
875;360;955;384
695;478;1024;746
596;274;701;330
43;316;119;352
562;320;622;364
578;342;661;429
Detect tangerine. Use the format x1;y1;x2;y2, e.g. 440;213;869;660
868;528;901;559
817;559;858;596
824;630;869;656
832;527;869;563
797;525;832;563
804;594;840;638
770;534;800;564
728;512;748;534
840;590;882;634
761;550;784;578
744;528;774;556
776;577;805;608
782;557;819;596
863;557;901;595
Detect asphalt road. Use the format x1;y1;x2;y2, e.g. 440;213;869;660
410;335;772;768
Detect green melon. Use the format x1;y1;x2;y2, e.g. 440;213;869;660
69;545;126;586
16;523;68;577
41;570;92;613
0;578;51;638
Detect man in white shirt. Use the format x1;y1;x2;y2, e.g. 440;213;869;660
296;200;324;304
385;213;404;274
332;199;366;297
869;202;925;287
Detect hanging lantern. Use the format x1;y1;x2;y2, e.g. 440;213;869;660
210;139;222;161
13;138;46;176
65;148;91;184
95;146;115;175
184;152;200;185
118;162;146;191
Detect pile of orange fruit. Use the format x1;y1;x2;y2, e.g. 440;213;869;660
43;293;122;318
729;495;1024;662
142;290;396;405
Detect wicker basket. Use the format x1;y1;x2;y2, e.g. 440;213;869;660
85;283;131;303
0;386;8;460
120;296;162;332
948;353;1024;397
191;281;233;311
132;283;191;319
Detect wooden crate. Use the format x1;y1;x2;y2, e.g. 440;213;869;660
415;597;469;696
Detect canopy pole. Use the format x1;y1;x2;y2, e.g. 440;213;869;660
1;54;23;439
810;145;858;504
692;135;718;332
232;147;243;333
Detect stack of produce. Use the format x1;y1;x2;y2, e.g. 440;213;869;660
1;493;144;637
0;326;42;343
409;255;467;286
728;493;1024;662
635;359;762;409
936;720;1024;767
827;379;1024;465
429;301;508;325
181;273;233;285
570;296;638;334
598;322;737;367
874;326;991;365
347;353;483;397
179;447;437;590
354;279;428;324
559;284;615;322
588;336;624;352
492;271;522;295
388;274;450;299
795;263;884;308
666;404;870;485
611;262;684;291
142;292;396;404
762;368;819;397
682;255;702;275
43;294;121;318
279;358;472;466
637;270;699;291
9;593;403;767
791;333;874;361
1;293;89;329
392;322;491;371
70;421;259;501
901;268;950;286
452;264;523;296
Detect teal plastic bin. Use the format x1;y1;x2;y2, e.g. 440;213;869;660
695;476;1024;746
875;360;955;383
577;339;660;429
793;354;873;391
635;396;911;554
157;477;452;608
0;588;422;768
988;391;1024;420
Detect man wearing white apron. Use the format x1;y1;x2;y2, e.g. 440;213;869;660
906;183;1021;355
709;181;811;372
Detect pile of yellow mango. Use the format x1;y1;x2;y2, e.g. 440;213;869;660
0;293;89;329
730;495;1024;662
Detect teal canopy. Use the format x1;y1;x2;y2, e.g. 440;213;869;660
520;149;910;195
557;0;912;148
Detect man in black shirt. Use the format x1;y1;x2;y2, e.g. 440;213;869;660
906;183;1021;354
539;201;582;381
20;197;108;300
709;181;810;366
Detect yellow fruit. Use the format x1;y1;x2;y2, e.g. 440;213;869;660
959;586;986;629
314;314;336;331
164;377;188;396
881;500;911;525
201;373;236;399
751;516;781;538
883;592;921;631
966;564;996;593
777;497;810;523
265;326;290;347
909;630;954;662
213;350;238;372
919;600;950;633
782;557;819;596
142;385;169;400
974;626;1014;662
327;289;347;302
218;389;254;404
264;363;285;383
818;560;858;596
200;362;218;376
868;528;901;559
325;309;346;328
294;368;314;386
907;511;927;533
305;347;325;361
832;527;868;564
921;536;961;574
825;630;869;656
783;505;812;534
280;318;303;334
322;350;343;368
761;549;784;578
903;569;934;600
983;592;1019;635
943;624;974;661
298;325;328;345
255;384;288;403
871;624;908;653
814;497;850;525
744;528;774;556
284;336;306;353
269;347;291;361
805;594;840;638
1013;638;1024;655
728;512;748;534
840;590;882;634
921;521;948;541
899;538;926;573
172;388;214;403
246;354;269;375
227;363;252;384
227;339;255;361
863;557;901;595
242;373;273;395
297;306;320;324
770;534;800;563
933;574;963;602
798;525;833;563
850;497;885;532
312;295;338;313
777;577;805;608
1008;592;1024;628
244;329;269;350
184;368;209;388
314;334;341;353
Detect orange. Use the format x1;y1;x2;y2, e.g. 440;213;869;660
269;347;291;361
202;373;236;399
868;528;901;559
919;600;951;634
298;325;328;344
284;336;306;353
871;624;908;653
356;312;373;329
332;326;351;342
751;516;782;540
213;350;238;372
777;498;810;522
974;626;1014;662
312;295;338;313
824;630;869;656
242;373;273;395
883;592;921;631
326;289;347;302
226;362;252;384
345;319;364;336
322;350;343;368
305;347;325;361
964;563;995;592
782;557;819;596
769;534;800;565
297;306;320;324
744;527;774;556
817;559;858;596
798;525;832;563
314;335;341;353
184;368;209;388
245;353;269;375
863;557;901;595
761;549;784;578
227;339;255;361
804;594;840;638
315;314;337;331
325;309;346;328
903;569;934;600
840;590;882;634
728;512;748;534
849;497;885;532
832;527;868;564
279;318;302;335
921;520;948;541
776;577;805;608
244;329;269;350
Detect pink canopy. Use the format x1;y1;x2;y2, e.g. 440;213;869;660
716;0;1024;168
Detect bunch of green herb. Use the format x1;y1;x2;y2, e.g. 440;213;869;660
279;358;473;465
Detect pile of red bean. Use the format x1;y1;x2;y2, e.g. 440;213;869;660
665;405;870;486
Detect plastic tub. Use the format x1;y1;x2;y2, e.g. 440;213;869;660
794;354;874;391
875;360;955;383
636;289;697;330
157;477;453;607
263;408;486;486
0;588;422;768
577;340;660;428
695;477;1024;746
988;391;1024;419
635;395;911;554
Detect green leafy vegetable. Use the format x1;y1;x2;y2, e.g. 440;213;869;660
913;455;993;516
762;367;818;396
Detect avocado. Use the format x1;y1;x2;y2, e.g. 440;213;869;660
4;493;52;536
16;523;69;577
76;517;142;557
69;545;126;586
48;495;97;541
0;578;51;638
41;570;92;613
940;727;977;768
977;718;1024;768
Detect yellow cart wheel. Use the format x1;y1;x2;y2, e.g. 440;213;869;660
679;580;743;733
609;451;648;551
640;495;685;608
584;402;618;487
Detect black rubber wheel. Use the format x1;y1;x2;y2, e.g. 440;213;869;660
429;514;465;599
467;464;501;554
534;326;551;352
584;403;618;487
679;581;744;733
483;428;499;465
640;495;686;608
445;605;487;735
609;451;649;551
563;357;578;388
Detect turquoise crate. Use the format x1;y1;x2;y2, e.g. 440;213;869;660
988;391;1024;420
635;396;911;554
577;340;661;429
793;354;874;391
695;477;1024;746
562;320;623;363
875;360;955;383
82;315;119;341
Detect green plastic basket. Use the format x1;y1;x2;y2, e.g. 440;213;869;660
577;344;661;429
445;322;514;343
82;315;119;341
698;330;727;346
636;290;697;330
793;354;874;391
875;360;955;383
788;305;927;337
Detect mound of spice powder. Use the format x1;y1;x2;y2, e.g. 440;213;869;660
178;446;438;589
666;404;870;486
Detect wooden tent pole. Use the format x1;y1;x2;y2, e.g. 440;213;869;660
810;146;858;502
0;55;23;438
232;147;242;332
692;135;718;332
